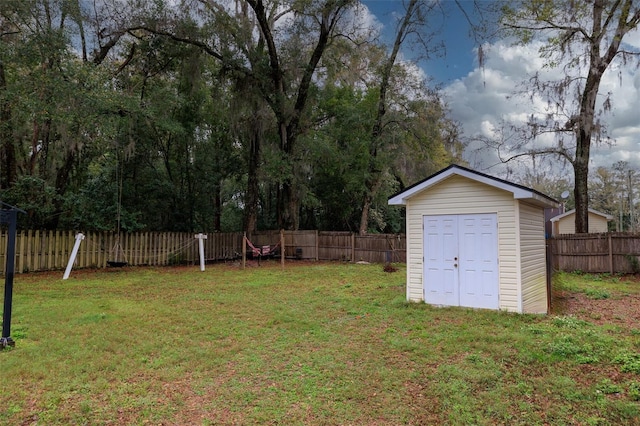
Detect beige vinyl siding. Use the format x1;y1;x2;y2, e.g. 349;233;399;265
556;215;575;234
557;212;608;234
406;203;425;302
588;214;609;233
498;201;520;311
519;202;548;313
405;175;519;311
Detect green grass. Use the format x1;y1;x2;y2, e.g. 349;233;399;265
557;270;640;295
1;264;640;425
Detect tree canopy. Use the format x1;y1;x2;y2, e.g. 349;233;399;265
0;0;462;233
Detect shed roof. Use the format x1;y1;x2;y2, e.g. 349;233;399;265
388;164;559;208
550;208;613;223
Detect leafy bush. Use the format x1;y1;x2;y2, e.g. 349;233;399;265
613;352;640;374
596;379;622;395
624;254;640;274
628;382;640;401
585;288;610;300
0;176;61;228
552;315;591;329
546;335;585;357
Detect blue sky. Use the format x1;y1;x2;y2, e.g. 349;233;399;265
362;0;479;84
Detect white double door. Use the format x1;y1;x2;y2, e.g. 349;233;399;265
423;214;499;309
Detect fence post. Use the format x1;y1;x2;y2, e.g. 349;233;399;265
351;233;355;263
280;229;285;268
242;232;246;270
608;233;613;274
17;230;25;273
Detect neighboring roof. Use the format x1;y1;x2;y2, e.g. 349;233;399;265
388;164;559;208
550;208;614;223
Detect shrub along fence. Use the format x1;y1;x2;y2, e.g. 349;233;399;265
0;230;406;274
549;232;640;274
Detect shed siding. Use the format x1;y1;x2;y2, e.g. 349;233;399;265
557;212;608;234
519;202;548;313
405;175;519;312
588;213;609;233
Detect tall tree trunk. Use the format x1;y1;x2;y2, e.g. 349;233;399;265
38;118;52;180
277;182;299;230
244;121;261;234
213;181;221;232
47;149;77;228
277;129;299;230
359;0;418;235
574;0;603;233
572;0;636;233
71;0;88;62
359;174;384;235
29;120;40;176
573;151;589;233
574;81;594;233
0;60;16;189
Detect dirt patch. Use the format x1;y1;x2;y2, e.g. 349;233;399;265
552;278;640;328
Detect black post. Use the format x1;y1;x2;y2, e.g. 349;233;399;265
1;208;18;348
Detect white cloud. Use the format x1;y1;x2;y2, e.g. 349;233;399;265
355;2;384;38
444;38;640;176
622;27;640;49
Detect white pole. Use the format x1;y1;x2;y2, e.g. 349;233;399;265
195;233;207;271
63;233;85;280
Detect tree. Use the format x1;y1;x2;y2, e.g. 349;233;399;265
227;73;273;234
0;0;465;232
358;0;446;235
0;0;136;227
590;161;640;231
518;165;573;205
499;0;640;233
309;51;460;232
129;0;359;230
0;22;17;188
306;84;375;231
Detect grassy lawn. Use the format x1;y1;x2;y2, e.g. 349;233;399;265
2;263;640;425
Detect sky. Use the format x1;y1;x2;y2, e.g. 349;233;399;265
363;0;478;84
361;1;640;180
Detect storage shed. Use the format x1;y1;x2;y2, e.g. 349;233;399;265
550;208;613;236
388;165;558;314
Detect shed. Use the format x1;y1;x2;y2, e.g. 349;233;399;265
388;165;558;314
550;208;613;236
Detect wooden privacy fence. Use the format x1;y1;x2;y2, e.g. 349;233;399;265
244;231;406;263
248;230;406;263
549;232;640;274
0;230;406;274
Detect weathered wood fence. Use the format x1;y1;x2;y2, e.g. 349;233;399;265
0;230;406;274
549;232;640;274
11;229;640;275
